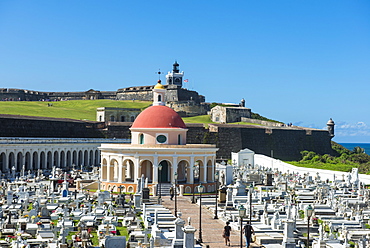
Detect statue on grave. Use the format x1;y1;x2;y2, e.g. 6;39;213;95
220;171;225;186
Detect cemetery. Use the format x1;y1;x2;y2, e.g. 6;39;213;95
0;147;370;248
0;80;366;248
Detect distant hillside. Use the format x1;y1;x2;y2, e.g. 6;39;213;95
0;100;151;121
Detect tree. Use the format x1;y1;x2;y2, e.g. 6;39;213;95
353;146;365;154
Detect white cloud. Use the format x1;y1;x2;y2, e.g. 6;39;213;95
335;121;370;137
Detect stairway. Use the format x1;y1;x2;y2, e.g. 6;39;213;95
157;183;173;196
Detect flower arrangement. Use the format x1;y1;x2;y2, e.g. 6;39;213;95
110;230;117;235
36;222;42;225
31;215;36;219
24;214;29;217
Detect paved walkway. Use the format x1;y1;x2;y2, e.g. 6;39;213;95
161;195;257;248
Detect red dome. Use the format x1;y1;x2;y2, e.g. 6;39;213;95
131;105;187;129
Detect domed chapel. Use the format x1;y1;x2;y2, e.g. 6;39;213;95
99;80;219;194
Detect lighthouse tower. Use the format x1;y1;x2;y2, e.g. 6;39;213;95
166;61;184;87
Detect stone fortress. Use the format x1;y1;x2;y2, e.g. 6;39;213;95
0;62;336;161
1;62;209;118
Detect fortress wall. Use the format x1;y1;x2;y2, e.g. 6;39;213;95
116;90;153;101
177;88;204;103
0;115;334;161
101;123;132;139
0;115;105;138
166;101;209;116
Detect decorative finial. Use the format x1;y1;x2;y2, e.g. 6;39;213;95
156;69;163;80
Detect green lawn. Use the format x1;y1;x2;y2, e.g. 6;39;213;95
287;161;354;172
182;115;215;124
0;100;151;121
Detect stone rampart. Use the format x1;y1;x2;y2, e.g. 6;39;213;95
0;114;105;138
0;115;334;161
240;117;284;127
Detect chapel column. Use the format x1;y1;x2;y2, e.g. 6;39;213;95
134;155;140;183
172;156;178;184
153;155;158;184
189;156;194;184
118;156;123;183
106;156;111;182
201;157;207;183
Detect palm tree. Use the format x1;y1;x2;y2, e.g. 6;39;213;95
353;146;365;154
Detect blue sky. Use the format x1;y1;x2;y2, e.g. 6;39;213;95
0;1;370;143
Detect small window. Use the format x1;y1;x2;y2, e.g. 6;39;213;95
178;134;181;145
158;95;162;102
99;116;102;122
139;134;144;144
110;115;115;122
121;116;125;122
130;116;135;122
156;135;167;144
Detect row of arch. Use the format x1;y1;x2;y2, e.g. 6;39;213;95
98;115;136;122
101;183;216;194
0;149;100;172
101;157;215;184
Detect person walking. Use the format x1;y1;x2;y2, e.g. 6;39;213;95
169;186;174;200
223;221;231;246
243;221;254;248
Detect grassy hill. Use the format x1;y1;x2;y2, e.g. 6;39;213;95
0;100;270;126
0;100;151;121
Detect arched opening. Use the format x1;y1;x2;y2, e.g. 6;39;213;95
109;159;117;182
67;151;72;168
8;152;15;172
78;151;83;167
60;151;66;168
195;160;204;183
158;95;162;102
17;152;23;171
53;151;59;168
40;152;46;169
177;160;189;183
89;150;94;166
124;159;135;182
0;153;6;172
158;160;171;183
140;160;153;183
94;150;99;165
207;159;213;182
178;134;182;145
84;150;89;167
47;151;52;169
120;116;125;122
110;115;115;122
130;116;135;122
32;152;38;170
25;152;31;170
139;134;144;144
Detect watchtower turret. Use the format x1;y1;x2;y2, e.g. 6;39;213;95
327;118;335;137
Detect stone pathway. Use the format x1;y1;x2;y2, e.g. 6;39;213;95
161;195;260;248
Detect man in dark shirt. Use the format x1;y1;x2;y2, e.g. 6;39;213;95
243;222;254;248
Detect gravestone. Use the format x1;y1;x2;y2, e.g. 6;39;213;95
142;188;150;201
265;173;273;186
